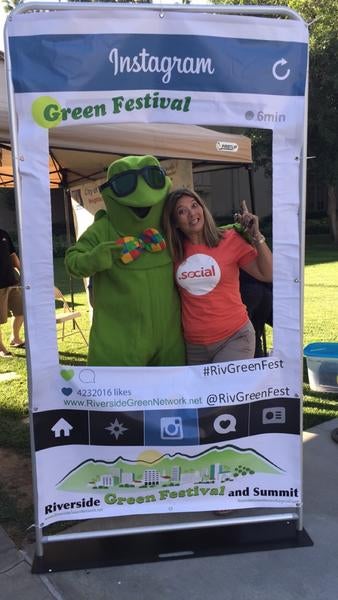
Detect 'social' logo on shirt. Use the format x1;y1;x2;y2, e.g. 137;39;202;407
176;254;221;295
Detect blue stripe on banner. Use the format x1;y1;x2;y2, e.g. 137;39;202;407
9;33;307;96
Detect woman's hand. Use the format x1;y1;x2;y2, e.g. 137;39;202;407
237;201;272;282
235;200;261;241
235;200;265;244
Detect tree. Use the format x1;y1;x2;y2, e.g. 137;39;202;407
2;0;19;13
1;0;151;10
213;0;338;241
3;0;337;238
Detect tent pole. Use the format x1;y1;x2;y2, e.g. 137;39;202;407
61;172;75;313
247;164;256;215
247;163;268;357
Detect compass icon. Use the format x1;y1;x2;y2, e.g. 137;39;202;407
105;418;128;440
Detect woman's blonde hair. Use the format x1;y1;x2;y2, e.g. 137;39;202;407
162;188;223;262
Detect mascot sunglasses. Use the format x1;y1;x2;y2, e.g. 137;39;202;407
99;165;166;198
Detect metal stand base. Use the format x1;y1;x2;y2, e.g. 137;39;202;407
32;520;313;573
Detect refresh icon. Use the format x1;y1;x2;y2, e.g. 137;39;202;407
272;58;291;81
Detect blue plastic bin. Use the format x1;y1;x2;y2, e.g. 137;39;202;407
304;343;338;393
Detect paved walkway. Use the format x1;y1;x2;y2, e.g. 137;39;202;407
1;418;338;600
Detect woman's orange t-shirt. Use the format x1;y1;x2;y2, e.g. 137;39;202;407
175;229;257;344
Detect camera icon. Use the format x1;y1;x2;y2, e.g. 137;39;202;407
160;416;183;440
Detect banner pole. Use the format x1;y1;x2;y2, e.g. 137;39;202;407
4;2;309;564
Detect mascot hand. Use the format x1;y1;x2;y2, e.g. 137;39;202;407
65;241;119;277
87;241;119;272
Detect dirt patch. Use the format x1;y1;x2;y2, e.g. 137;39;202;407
0;447;33;511
0;447;34;545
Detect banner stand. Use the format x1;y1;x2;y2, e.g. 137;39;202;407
32;517;313;574
4;3;310;571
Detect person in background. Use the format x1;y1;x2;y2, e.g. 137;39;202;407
239;269;273;358
162;189;272;365
0;228;25;357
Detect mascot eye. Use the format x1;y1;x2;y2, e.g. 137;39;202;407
100;166;166;198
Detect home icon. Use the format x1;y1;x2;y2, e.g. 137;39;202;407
51;418;73;438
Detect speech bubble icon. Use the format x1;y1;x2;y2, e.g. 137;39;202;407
213;414;237;435
79;369;95;384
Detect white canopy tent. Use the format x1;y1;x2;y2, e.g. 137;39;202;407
1;49;258;333
1;49;258;320
0;51;253;189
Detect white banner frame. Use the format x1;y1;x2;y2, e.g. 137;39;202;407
4;3;309;560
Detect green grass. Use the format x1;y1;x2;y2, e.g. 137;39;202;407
0;238;337;544
0;242;337;456
304;237;338;344
302;235;338;427
0;258;90;452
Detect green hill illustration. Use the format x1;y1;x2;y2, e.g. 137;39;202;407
57;445;282;493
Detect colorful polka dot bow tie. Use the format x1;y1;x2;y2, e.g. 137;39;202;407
115;228;166;264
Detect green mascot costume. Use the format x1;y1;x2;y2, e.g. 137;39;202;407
65;155;185;367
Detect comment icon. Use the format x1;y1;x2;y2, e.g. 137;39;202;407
79;369;96;384
213;414;237;435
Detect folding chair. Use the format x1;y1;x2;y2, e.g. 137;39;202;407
54;287;88;346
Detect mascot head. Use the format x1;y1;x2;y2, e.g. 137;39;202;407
99;155;172;235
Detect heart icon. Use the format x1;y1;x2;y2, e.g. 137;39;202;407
60;369;75;381
61;387;73;396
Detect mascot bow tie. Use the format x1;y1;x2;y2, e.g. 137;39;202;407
116;228;166;264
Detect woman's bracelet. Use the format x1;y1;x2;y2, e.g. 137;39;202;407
252;234;266;245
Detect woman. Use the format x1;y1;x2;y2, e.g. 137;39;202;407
162;188;272;365
0;228;25;357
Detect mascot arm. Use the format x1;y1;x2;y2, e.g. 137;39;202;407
65;231;120;278
220;222;252;243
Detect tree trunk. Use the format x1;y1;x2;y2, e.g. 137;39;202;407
327;185;338;243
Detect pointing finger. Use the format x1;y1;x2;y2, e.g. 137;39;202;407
240;200;249;214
